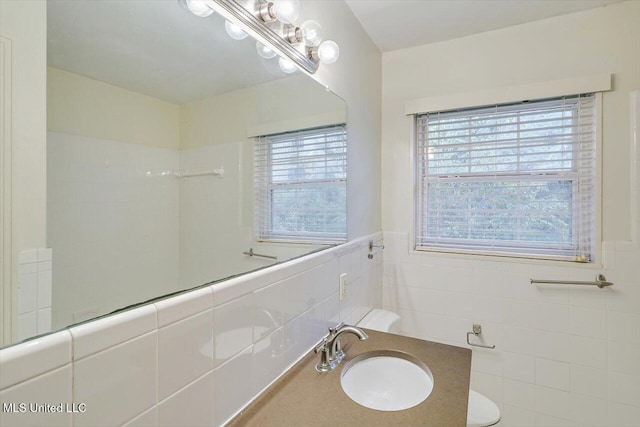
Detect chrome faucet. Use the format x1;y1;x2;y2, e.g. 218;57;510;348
315;324;369;372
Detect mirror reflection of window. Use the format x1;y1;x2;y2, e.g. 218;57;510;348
254;125;347;244
4;0;347;347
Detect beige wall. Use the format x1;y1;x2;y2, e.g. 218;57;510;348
382;1;640;243
48;67;180;149
0;0;47;251
180;74;346;149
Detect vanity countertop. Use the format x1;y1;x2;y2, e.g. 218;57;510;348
227;329;472;427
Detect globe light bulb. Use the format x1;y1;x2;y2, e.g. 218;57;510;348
317;40;339;64
278;57;297;74
225;20;248;40
185;0;214;17
300;20;323;47
273;0;300;24
256;41;277;59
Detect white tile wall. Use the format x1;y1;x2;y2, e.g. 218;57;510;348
73;332;158;427
158;372;214;427
383;231;640;427
17;249;52;339
47;131;180;329
0;233;381;427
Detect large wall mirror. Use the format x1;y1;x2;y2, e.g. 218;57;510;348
10;0;346;346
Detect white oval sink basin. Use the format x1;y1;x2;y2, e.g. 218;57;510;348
340;350;434;411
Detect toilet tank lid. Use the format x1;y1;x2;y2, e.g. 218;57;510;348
467;390;501;427
358;309;400;332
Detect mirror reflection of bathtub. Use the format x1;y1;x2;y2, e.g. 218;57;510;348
9;0;346;347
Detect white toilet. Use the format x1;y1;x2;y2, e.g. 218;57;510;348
358;309;501;427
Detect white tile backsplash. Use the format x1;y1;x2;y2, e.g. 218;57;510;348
157;309;214;400
570;335;608;368
0;330;72;389
608;401;640;427
253;281;285;341
70;304;157;359
536;385;571;420
536;358;571;391
154;287;213;328
213;346;253;427
571;393;609;427
73;332;158;427
213;294;254;366
122;408;158;427
607;371;640;407
383;231;640;426
0;236;381;427
0;232;476;426
158;372;214;427
503;378;536;412
252;327;285;395
0;366;72;427
571;363;607;398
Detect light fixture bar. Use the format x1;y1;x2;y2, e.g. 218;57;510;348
205;0;318;74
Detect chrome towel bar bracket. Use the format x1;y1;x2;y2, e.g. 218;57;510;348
368;239;384;260
530;274;613;289
243;248;277;260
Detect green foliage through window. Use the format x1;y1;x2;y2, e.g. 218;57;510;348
415;95;596;261
255;125;347;243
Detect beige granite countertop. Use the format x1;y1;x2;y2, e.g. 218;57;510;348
227;329;472;426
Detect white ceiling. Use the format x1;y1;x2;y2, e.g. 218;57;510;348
344;0;624;52
47;0;286;104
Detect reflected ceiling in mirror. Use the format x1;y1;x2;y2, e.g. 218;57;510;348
7;0;347;347
47;0;285;103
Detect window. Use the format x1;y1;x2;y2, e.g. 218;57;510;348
415;94;597;261
254;124;347;243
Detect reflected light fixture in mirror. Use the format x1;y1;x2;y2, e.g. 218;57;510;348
256;41;278;59
225;20;249;40
184;0;215;17
272;0;300;24
278;57;297;74
179;0;340;74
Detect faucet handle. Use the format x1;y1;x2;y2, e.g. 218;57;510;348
314;337;329;354
329;322;344;334
314;337;337;372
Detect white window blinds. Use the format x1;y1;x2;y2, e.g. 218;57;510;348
415;94;596;261
255;124;347;243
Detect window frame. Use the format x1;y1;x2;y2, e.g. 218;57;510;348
254;124;347;245
411;93;603;264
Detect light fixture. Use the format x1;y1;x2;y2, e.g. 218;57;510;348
273;0;300;24
184;0;214;17
300;20;323;47
285;26;302;44
278;57;297;73
256;41;277;59
225;20;248;40
316;40;340;64
178;0;340;74
258;1;277;22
